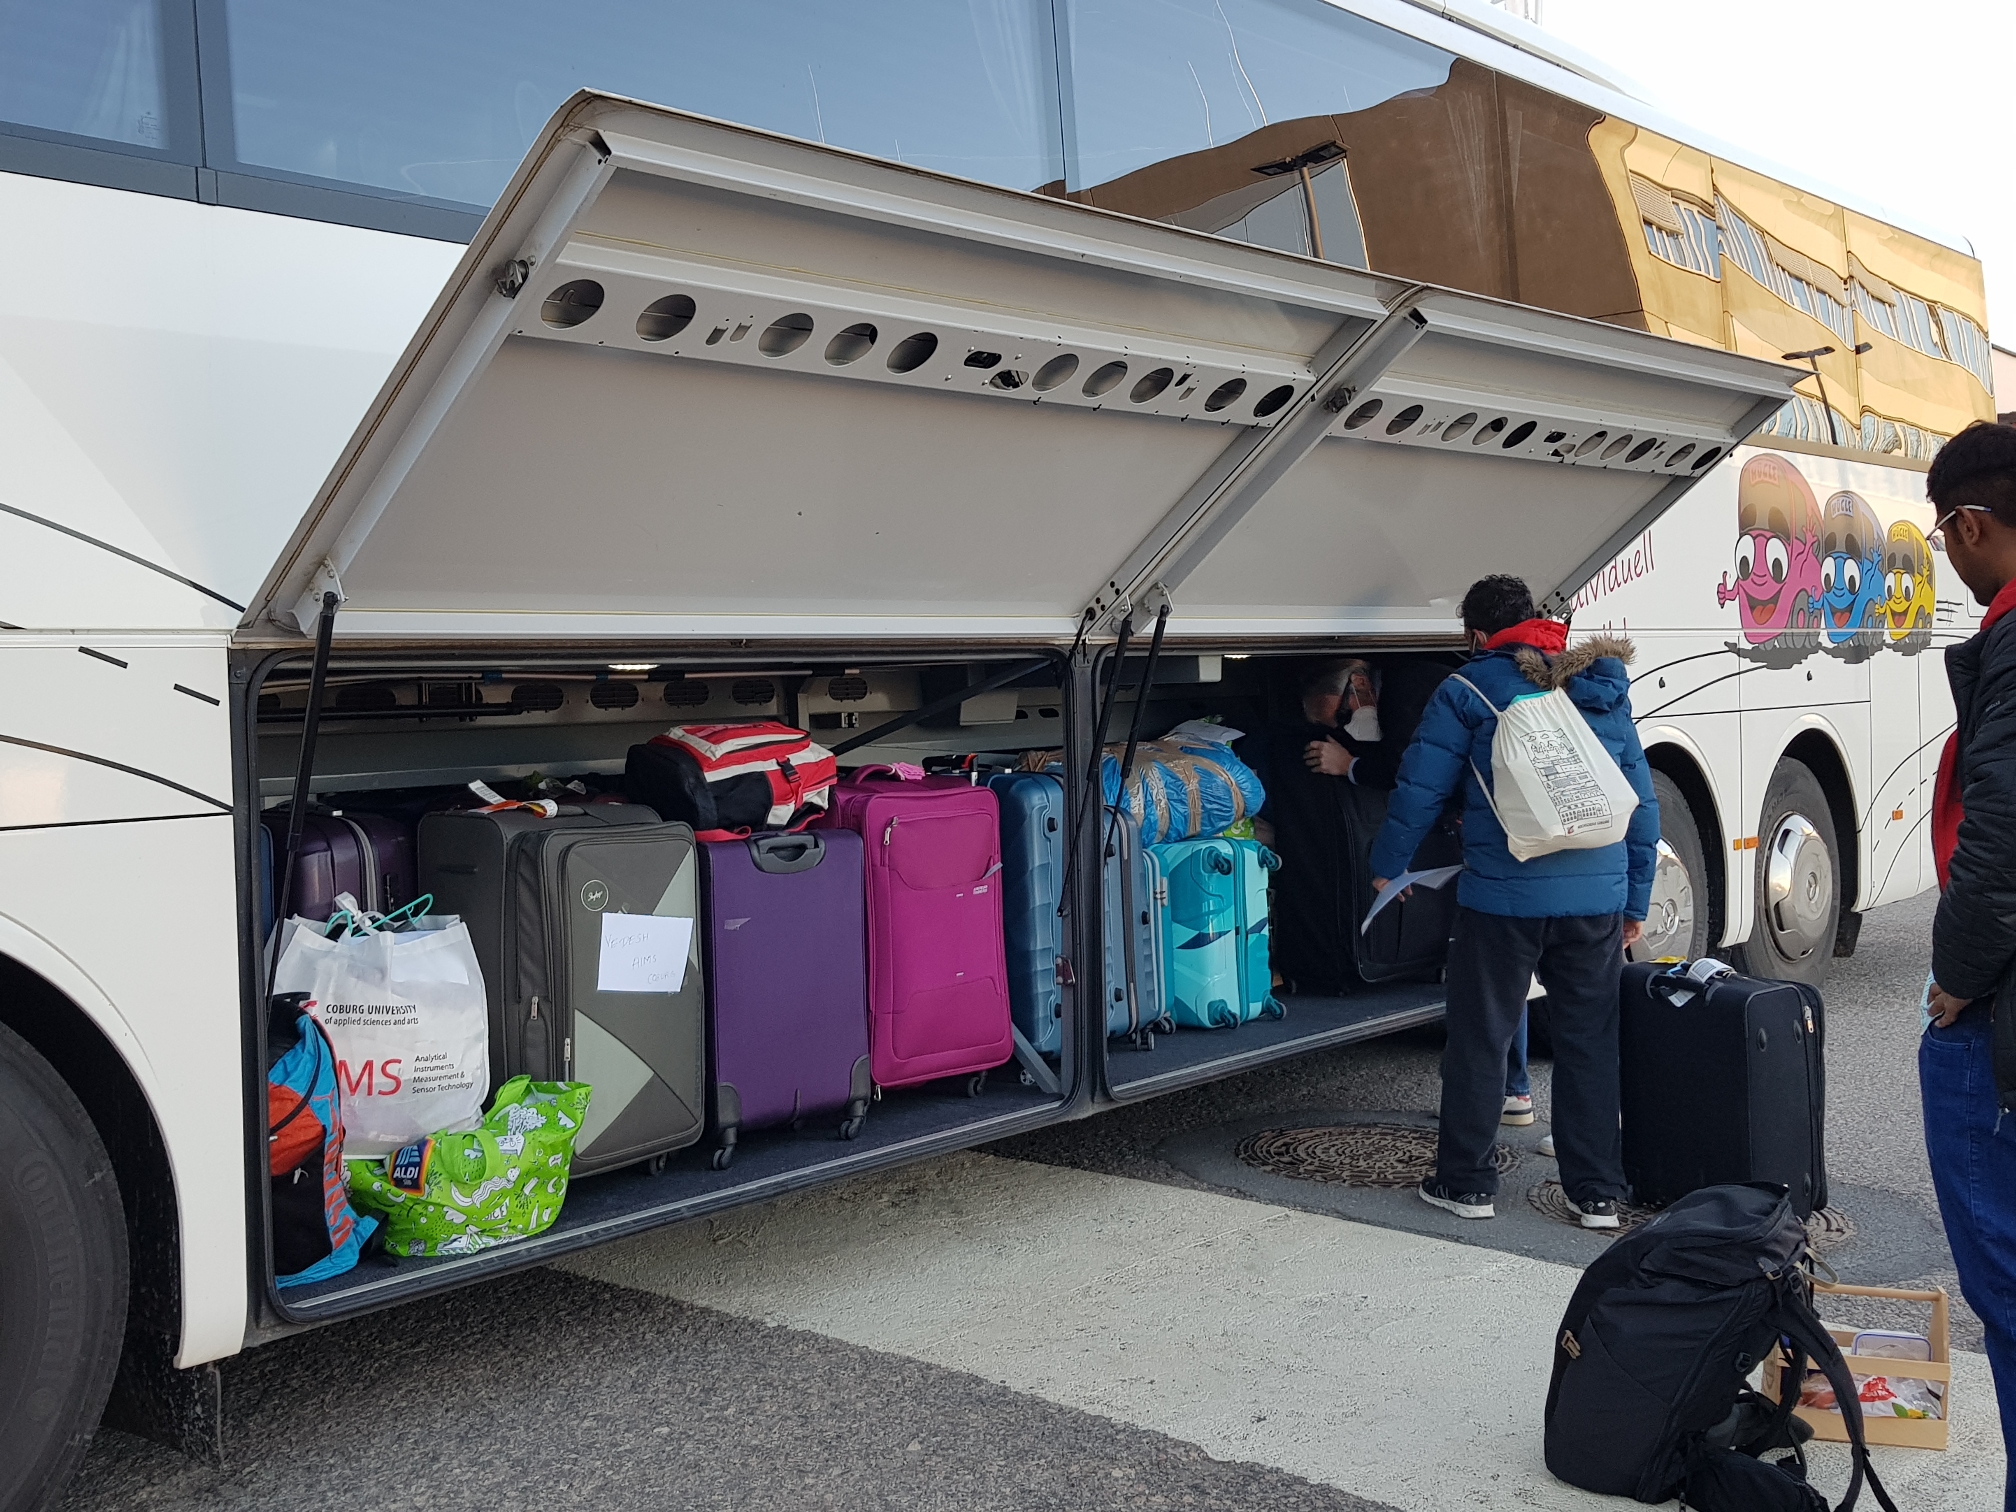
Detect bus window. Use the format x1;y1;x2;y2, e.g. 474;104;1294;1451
1059;0;1449;265
217;0;1066;210
0;0;188;153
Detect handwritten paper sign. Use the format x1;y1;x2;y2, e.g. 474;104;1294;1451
596;913;692;994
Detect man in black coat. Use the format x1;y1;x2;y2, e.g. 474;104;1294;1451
1921;420;2016;1511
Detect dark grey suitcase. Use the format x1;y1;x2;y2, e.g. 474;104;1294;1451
419;804;705;1177
1619;959;1827;1217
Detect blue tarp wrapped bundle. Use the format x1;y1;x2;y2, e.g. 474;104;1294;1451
1036;729;1266;845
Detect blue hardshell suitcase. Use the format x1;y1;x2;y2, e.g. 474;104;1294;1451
1152;837;1282;1029
1102;806;1168;1040
989;773;1068;1056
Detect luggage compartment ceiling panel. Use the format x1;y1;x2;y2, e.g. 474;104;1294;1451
246;92;1800;645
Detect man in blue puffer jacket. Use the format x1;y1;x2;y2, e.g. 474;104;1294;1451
1371;575;1657;1229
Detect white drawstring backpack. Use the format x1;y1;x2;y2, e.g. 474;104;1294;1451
1447;675;1639;861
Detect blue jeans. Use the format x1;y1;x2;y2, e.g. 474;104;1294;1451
1505;1007;1531;1098
1920;1013;2016;1512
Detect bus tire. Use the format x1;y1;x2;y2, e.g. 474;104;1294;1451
1629;770;1712;964
0;1019;129;1512
1731;758;1839;987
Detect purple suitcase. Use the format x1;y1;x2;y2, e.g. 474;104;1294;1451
701;829;871;1168
262;810;417;925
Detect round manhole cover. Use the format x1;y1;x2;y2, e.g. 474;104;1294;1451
1235;1123;1518;1189
1528;1182;1854;1248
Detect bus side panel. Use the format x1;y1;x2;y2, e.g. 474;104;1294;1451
0;637;246;1367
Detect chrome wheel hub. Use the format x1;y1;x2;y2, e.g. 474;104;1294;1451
1763;812;1833;961
1630;838;1695;962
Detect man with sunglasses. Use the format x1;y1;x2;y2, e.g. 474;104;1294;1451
1921;419;2016;1511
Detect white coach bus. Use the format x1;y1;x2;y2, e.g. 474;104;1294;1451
0;1;1985;1502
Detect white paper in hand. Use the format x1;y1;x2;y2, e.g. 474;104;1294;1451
596;912;692;994
1361;865;1464;934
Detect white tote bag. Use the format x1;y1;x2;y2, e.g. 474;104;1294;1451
272;903;490;1158
1447;675;1639;862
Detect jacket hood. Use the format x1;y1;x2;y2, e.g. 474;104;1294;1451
1510;633;1636;713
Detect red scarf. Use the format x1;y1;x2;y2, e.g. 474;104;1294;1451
1933;578;2016;889
1482;618;1570;655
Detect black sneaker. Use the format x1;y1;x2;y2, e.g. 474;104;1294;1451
1575;1197;1621;1231
1418;1180;1495;1220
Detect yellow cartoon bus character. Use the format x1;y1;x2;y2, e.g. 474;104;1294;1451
1883;520;1936;642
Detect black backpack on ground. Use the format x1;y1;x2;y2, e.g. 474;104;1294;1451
1544;1184;1898;1511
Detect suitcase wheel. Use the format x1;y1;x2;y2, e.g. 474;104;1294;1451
645;1152;670;1177
1156;1015;1175;1036
965;1071;988;1098
709;1146;734;1171
838;1115;865;1140
1019;1067;1035;1088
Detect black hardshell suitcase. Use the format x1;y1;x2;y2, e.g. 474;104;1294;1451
418;804;705;1177
1620;959;1827;1217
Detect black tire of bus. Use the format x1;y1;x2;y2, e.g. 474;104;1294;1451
1730;758;1840;989
1522;770;1711;1057
0;1019;129;1512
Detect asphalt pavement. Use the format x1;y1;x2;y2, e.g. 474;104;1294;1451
64;890;2000;1510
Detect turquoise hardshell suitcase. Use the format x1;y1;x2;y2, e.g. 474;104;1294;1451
1152;837;1282;1029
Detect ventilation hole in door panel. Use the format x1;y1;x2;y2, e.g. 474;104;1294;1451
758;313;815;356
1501;420;1537;448
1083;360;1128;397
1032;353;1079;391
1544;430;1566;444
1575;430;1608;457
540;279;603;328
1628;437;1660;462
730;322;753;342
511;682;565;713
1342;398;1382;429
732;678;776;706
1253;384;1294;417
636;294;696;342
705;324;730;346
589;681;640;710
663;678;711;708
1442;412;1477;441
887;331;939;373
1129;367;1174;404
1204;377;1246;412
1667;443;1696;468
1471;416;1507;445
1602;434;1634;460
1385;404;1422;436
963;350;1002;369
1692;447;1722;471
827;675;868;702
888;812;998;890
823;322;877;365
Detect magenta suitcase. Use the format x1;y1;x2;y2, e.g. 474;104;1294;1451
817;766;1013;1092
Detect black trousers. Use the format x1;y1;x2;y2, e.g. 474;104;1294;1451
1437;907;1628;1204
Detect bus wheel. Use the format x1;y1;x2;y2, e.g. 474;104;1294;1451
1733;759;1839;987
1629;771;1712;964
0;1019;129;1512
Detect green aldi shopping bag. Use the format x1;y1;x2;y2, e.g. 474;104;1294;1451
347;1077;592;1257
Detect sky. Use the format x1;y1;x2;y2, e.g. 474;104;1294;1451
1538;0;2015;344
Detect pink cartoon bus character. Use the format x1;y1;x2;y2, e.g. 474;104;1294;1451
1718;454;1823;644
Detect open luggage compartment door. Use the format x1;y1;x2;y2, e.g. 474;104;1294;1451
246;92;1800;646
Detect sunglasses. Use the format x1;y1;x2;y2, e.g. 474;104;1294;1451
1930;504;1993;543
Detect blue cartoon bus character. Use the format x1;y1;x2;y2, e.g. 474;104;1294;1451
1818;490;1884;644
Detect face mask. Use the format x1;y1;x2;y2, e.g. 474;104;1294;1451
1345;705;1382;742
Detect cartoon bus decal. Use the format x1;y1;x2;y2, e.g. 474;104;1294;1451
1719;453;1933;662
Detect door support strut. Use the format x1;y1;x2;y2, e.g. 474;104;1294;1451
1083;288;1430;633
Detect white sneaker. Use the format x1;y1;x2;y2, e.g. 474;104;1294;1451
1538;1134;1556;1157
1418;1181;1495;1220
1502;1094;1535;1127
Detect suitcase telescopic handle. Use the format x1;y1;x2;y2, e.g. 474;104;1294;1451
748;831;826;873
1645;957;1734;1005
